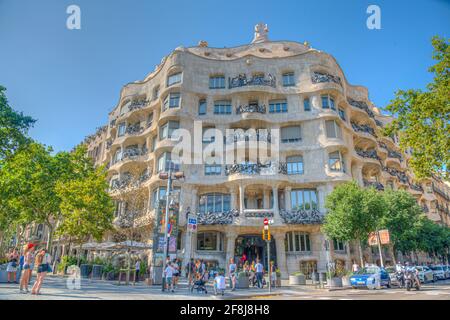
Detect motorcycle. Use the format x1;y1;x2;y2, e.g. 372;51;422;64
405;270;420;291
396;271;405;288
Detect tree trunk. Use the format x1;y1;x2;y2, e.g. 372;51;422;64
77;243;82;266
389;244;397;265
46;225;54;252
358;239;364;267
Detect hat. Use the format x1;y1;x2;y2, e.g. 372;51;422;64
27;243;35;249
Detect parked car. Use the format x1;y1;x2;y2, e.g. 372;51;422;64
386;267;401;286
430;265;446;280
442;265;450;279
415;266;435;283
350;266;391;289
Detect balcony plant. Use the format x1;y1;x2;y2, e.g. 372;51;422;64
289;271;306;285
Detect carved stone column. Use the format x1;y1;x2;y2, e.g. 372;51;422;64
191;188;198;214
239;184;245;214
272;186;279;215
225;232;238;269
284;186;292;211
230;188;238;210
263;188;270;209
273;233;288;279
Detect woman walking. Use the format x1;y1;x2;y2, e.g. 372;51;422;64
19;243;35;293
6;248;19;283
31;249;51;295
270;261;277;288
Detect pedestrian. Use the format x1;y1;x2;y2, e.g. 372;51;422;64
31;249;52;295
172;258;180;288
135;259;140;283
19;243;35;293
352;261;360;273
270;261;277;287
255;259;264;289
249;261;256;287
214;271;226;296
164;262;175;293
6;248;19;283
228;258;237;291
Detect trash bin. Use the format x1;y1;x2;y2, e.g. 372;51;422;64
80;264;91;278
91;265;103;280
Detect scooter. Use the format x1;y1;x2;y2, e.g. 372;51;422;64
405;270;420;291
396;271;405;288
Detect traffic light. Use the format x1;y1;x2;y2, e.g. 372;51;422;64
262;227;271;241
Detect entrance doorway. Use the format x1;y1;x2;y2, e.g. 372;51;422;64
234;235;276;268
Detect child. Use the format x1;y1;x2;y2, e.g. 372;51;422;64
214;272;226;296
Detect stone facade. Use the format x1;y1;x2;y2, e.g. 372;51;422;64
74;25;450;278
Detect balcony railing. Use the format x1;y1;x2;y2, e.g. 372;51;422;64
225;161;287;176
347;98;375;119
129;99;150;111
351;121;377;137
279;209;323;224
224;129;271;144
356;148;380;160
110;171;151;191
243;209;274;218
122;147;148;160
387;150;402;161
236;104;266;114
382;166;409;184
228;74;276;89
409;183;423;192
197;209;240;225
363;179;385;191
311;71;342;86
126;124;144;136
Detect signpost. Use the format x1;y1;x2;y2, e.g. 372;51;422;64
368;229;390;268
262;218;271;293
186;214;197;291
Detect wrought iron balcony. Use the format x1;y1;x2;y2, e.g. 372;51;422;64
106;140;112;150
387;149;402;161
129;99;150;111
236;104;266;114
109;119;116;127
243;209;275;218
228;73;276;89
421;205;429;213
409;183;423;192
351;121;377;137
279;209;323;224
126;123;144;136
347;98;375;119
225;161;287;176
363;179;385;191
224;129;271;144
311;71;342;86
356;148;380;160
375;119;384;127
122;147;148;160
197;209;240;225
382;166;409;184
110;171;151;191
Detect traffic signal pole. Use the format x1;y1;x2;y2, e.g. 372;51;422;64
263;218;271;293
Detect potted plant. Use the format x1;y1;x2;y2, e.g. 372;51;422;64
326;270;343;288
236;271;249;289
289;271;306;285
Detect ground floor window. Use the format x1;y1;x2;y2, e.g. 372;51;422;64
333;239;346;252
299;260;317;279
285;231;311;252
197;232;222;251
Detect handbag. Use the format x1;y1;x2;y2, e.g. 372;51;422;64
47;264;53;273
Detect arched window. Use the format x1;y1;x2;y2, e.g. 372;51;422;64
199;193;231;213
286;156;304;174
285;232;311;252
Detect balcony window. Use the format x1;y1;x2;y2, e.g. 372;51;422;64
157;152;179;173
214;100;232;115
325;120;342;139
205;164;222;175
197;232;223;251
286;156;304;174
286;231;311;252
151;136;156;152
338;108;346;121
198;99;207;115
282;72;295;87
321;94;336;110
162;92;181;112
199;193;231;214
159;121;180;141
269;99;288;113
113;148;122;164
329;151;344;172
202;127;215;143
303;98;311;111
209;75;225;89
118;122;126;137
290;189;318;211
167;72;182;87
281;126;301;143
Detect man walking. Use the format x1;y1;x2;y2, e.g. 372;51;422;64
255;259;264;289
228;258;237;291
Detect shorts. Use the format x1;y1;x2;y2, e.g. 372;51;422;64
6;263;17;272
38;264;49;273
166;277;173;285
23;264;30;270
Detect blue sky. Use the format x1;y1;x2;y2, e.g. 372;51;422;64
0;0;449;152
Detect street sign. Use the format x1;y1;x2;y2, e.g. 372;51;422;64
187;214;197;233
368;229;390;246
263;218;269;225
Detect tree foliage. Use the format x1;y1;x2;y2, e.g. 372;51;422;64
384;36;450;179
0;85;36;161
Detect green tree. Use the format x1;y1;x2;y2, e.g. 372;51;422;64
323;181;385;267
55;145;114;263
0;85;36;160
379;189;424;261
384;36;450;179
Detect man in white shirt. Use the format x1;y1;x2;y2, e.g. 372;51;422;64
164;262;175;292
255;259;264;288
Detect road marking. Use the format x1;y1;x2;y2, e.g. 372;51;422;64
318;297;332;300
338;298;353;300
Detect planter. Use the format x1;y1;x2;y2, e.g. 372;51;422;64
328;277;343;288
236;274;249;289
80;264;91;278
91;265;103;280
342;276;351;287
289;274;306;285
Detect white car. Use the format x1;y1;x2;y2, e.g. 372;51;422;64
415;266;435;283
442;265;450;279
430;265;446;280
